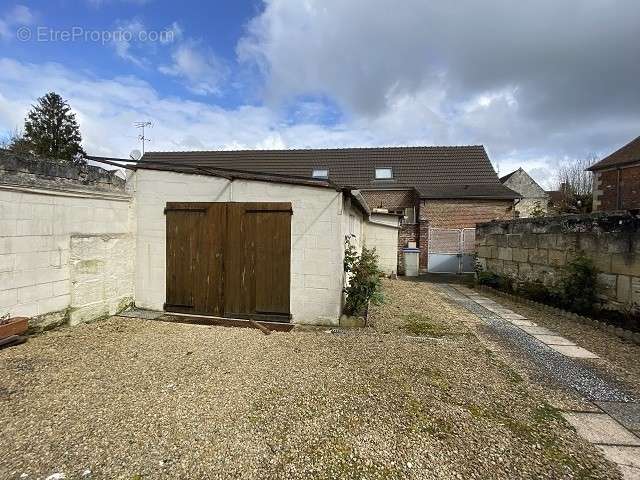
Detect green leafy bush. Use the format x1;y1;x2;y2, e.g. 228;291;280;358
557;254;599;313
478;254;599;315
529;201;546;218
516;281;559;304
343;236;384;316
477;270;514;292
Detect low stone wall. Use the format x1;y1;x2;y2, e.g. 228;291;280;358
476;213;640;311
0;151;134;330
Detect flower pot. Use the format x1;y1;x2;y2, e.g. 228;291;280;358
0;317;28;340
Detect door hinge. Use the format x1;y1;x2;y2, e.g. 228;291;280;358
164;207;208;214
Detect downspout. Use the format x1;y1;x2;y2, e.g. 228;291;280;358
512;197;522;218
616;168;622;210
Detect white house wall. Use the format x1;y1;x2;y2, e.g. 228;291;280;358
132;169;349;325
0;186;135;329
364;221;400;275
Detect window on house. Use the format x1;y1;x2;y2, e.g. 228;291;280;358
375;168;393;180
312;169;329;179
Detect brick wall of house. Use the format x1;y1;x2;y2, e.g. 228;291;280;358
359;190;515;274
418;199;515;271
593;164;640;211
397;223;419;274
361;189;418;274
360;189;416;210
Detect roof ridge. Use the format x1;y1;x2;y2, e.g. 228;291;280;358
145;145;487;155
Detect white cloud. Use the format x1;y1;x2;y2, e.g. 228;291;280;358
87;0;152;7
112;19;146;67
0;55;631;187
111;19;181;68
159;41;228;95
238;0;640;166
0;4;34;40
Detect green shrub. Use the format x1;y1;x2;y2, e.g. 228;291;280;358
343;236;384;316
557;255;599;313
477;270;514;292
529;201;546;218
479;254;599;315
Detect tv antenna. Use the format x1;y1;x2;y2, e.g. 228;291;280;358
134;121;152;155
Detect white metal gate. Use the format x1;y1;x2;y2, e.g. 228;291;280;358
427;228;476;273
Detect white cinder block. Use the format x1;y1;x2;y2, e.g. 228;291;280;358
11;302;39;318
0;253;15;272
0;288;18;310
38;294;70;315
18;283;54;303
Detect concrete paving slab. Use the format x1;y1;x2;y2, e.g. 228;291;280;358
501;313;528;320
510;319;537;327
549;345;600;359
438;284;636;402
597;402;640;431
562;412;640;446
532;334;576;346
520;326;557;335
598;445;640;469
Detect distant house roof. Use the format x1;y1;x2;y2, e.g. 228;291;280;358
587;136;640;171
546;190;563;204
499;168;520;183
142;146;519;200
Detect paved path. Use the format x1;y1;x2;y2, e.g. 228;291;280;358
438;283;640;479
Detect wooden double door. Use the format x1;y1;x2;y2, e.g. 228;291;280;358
165;202;292;322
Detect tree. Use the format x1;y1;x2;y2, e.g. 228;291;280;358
0;128;31;155
554;155;595;214
22;92;86;163
529;201;546;218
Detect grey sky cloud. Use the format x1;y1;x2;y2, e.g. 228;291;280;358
239;0;640;186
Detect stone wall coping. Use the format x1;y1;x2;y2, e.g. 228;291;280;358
0;150;127;194
477;212;640;234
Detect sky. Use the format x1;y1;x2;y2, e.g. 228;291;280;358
0;1;639;188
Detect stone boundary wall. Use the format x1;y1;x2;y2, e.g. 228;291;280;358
476;213;639;312
0;152;134;330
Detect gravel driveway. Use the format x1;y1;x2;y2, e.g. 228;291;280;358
0;279;617;479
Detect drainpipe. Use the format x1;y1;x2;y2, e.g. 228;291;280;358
616;168;622;210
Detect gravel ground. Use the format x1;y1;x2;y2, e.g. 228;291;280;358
474;289;640;398
438;284;636;404
0;279;619;479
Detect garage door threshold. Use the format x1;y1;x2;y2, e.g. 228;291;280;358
155;313;294;332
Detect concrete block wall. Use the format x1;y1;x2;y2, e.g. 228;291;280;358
364;220;400;275
476;213;640;312
133;169;351;325
0;162;134;330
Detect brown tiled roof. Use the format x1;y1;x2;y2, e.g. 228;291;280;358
143;146;519;199
587;136;640;171
546;190;563;204
416;183;520;199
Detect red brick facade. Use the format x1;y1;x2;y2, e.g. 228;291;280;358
361;189;515;273
418;199;515;272
361;189;416;210
593;164;640;211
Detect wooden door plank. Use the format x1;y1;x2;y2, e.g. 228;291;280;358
254;202;291;315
